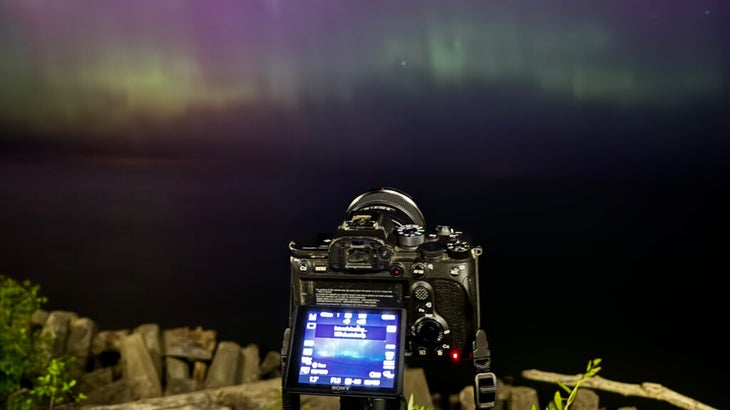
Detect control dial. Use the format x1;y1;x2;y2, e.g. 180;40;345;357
377;244;393;260
413;315;448;346
447;240;471;259
419;241;444;260
397;224;426;247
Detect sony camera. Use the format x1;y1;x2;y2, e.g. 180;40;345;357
281;188;495;409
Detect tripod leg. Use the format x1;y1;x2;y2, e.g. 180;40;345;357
281;328;300;409
340;397;405;410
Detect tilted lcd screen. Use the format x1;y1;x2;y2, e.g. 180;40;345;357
284;305;406;398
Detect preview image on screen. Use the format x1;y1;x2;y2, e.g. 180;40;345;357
291;306;404;392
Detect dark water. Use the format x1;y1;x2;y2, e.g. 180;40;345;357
1;156;726;409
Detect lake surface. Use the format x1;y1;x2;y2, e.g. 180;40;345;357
1;157;726;409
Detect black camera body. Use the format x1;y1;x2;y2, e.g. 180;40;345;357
282;188;496;409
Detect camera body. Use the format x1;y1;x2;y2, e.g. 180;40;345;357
287;188;482;363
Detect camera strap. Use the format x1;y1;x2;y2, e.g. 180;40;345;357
473;329;497;408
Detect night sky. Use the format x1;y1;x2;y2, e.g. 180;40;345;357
1;1;728;409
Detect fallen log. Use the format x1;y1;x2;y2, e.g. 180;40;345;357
521;369;716;410
77;377;281;410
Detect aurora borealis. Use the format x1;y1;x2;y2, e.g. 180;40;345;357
0;1;726;141
1;2;728;409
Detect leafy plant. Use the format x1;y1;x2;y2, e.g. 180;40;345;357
28;356;87;409
407;393;432;410
531;358;602;410
0;275;86;409
1;275;47;404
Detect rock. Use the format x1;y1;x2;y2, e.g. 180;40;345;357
240;343;262;384
404;367;433;409
119;332;162;399
193;360;208;383
31;309;49;328
572;388;599;410
205;341;242;389
78;367;114;395
508;386;540;410
92;330;130;356
134;323;162;378
163;326;216;360
165;357;198;396
459;385;476;410
259;350;282;378
66;317;98;376
496;378;509;403
83;379;139;405
166;356;190;379
41;310;77;358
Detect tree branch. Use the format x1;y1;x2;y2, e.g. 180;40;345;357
521;369;716;410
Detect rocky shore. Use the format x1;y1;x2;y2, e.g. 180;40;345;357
30;309;656;410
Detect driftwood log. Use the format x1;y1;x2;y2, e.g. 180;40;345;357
76;378;282;409
522;369;716;410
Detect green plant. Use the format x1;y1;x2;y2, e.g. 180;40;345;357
28;356;87;409
0;275;86;409
531;358;602;410
1;275;47;404
407;393;432;410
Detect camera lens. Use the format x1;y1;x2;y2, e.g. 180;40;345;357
345;187;425;227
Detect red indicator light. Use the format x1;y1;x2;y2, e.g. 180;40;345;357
451;350;460;361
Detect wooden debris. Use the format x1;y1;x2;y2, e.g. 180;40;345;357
522;369;717;410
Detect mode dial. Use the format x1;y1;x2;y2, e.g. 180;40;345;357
397;224;426;247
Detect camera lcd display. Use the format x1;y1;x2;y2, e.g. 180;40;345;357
284;305;406;398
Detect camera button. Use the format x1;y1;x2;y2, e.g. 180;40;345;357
389;263;405;277
411;263;426;278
